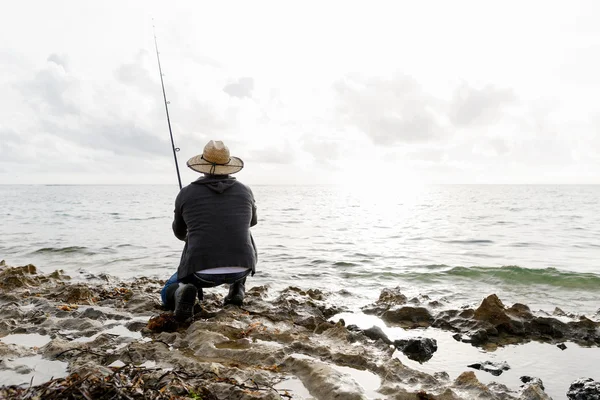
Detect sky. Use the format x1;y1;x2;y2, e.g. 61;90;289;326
1;0;599;185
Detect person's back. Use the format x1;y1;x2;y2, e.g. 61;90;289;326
174;175;257;279
161;140;257;321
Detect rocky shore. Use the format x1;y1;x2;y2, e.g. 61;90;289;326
0;261;599;399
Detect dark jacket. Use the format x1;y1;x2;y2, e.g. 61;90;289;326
172;175;257;279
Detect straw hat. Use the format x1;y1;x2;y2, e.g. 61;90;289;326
187;140;244;175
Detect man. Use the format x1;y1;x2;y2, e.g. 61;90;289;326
161;140;258;321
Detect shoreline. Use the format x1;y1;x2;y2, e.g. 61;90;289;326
0;262;598;399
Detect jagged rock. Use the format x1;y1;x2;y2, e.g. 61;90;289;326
454;371;487;390
521;376;545;390
557;343;567;350
361;326;392;344
362;287;407;315
381;306;433;327
468;361;510;376
520;384;552;400
553;307;567;316
394;337;437;362
474;294;511;326
51;284;97;305
567;378;600;400
0;264;38;288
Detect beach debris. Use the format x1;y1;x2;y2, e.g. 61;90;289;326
468;361;511;376
0;365;224;400
147;313;179;333
394;337;438;363
57;304;79;312
567;377;600;400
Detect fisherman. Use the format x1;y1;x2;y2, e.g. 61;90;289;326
161;140;258;321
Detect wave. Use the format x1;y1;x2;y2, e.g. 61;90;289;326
333;261;358;267
406;265;600;290
32;246;94;255
444;239;494;244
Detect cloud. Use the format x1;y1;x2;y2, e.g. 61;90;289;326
334;74;446;145
47;53;69;70
18;61;79;116
223;77;254;99
450;83;516;127
114;50;155;95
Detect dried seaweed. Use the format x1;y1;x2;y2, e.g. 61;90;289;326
0;364;293;400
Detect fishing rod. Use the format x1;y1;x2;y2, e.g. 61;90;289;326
152;23;183;190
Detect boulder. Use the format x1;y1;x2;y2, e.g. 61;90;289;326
473;294;511;326
567;378;600;400
394;337;437;362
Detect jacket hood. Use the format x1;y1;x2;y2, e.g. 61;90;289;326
192;175;237;194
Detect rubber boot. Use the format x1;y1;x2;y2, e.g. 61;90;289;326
224;278;245;306
174;283;197;321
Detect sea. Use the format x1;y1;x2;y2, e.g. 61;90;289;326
1;184;599;315
1;184;600;399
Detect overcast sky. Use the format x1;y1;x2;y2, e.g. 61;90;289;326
1;0;599;185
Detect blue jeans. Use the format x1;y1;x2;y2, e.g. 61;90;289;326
161;270;251;305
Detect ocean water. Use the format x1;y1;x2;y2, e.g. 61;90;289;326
1;184;600;315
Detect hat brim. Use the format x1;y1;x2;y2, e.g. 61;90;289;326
186;155;244;175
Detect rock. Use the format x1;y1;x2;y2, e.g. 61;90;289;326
0;264;38;288
125;320;147;332
567;378;600;400
528;317;567;338
468;329;489;345
520;376;545;390
0;260;5;266
454;371;487;390
553;307;567;316
474;294;511;326
467;361;510;376
377;287;408;306
557;343;567;350
361;326;392;345
52;284;96;305
521;384;552;400
346;324;361;332
381;307;433;327
81;308;106;320
286;356;369;400
394;337;437;362
507;303;533;320
362;287;407;315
